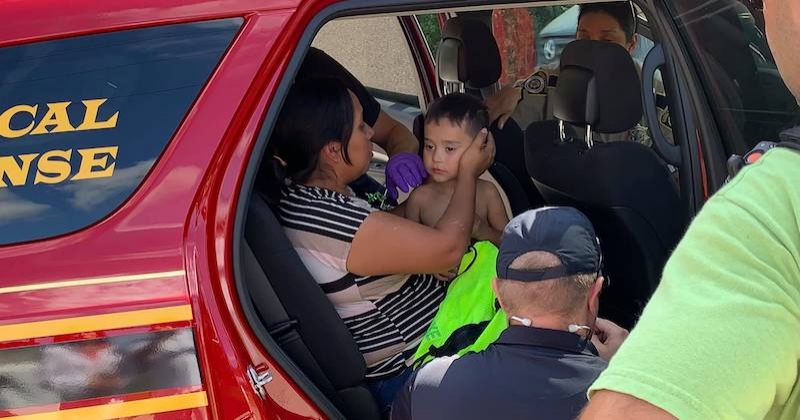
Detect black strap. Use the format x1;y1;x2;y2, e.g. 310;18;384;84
777;126;800;152
412;320;490;369
777;141;800;153
726;136;800;181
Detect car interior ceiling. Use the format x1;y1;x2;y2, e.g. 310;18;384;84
238;2;693;418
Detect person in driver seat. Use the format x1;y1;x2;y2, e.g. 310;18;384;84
487;1;672;147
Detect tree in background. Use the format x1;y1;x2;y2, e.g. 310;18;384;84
492;9;536;84
417;14;442;58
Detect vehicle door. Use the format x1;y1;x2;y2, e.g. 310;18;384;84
657;0;800;196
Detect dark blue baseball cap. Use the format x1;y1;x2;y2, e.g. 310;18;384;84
497;207;602;282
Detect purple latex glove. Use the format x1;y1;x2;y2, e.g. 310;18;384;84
385;152;427;200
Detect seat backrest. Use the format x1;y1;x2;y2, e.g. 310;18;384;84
437;16;501;96
525;40;687;328
433;16;545;213
245;193;380;420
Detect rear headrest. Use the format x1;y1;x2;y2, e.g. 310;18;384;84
437;17;501;89
554;40;642;133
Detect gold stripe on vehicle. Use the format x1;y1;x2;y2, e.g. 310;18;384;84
0;270;186;295
0;305;193;342
10;391;208;420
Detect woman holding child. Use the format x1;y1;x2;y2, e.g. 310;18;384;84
268;77;495;410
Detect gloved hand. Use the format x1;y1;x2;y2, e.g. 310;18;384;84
385;152;427;201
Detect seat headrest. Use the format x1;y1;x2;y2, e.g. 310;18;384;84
437;17;501;89
554;40;642;133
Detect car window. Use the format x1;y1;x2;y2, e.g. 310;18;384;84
416;13;443;60
672;0;800;154
536;5;578;68
535;5;654;68
0;19;242;246
314;16;423;109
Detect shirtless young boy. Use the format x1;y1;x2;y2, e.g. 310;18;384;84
405;93;509;248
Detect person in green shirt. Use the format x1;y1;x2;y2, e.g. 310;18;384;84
580;1;800;418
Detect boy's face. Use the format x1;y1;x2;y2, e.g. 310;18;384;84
423;119;473;183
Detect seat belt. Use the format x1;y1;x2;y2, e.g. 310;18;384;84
242;242;299;344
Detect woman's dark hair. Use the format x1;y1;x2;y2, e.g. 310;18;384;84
579;2;637;42
271;76;355;184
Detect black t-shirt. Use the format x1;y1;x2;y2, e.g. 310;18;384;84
297;47;381;127
391;326;608;420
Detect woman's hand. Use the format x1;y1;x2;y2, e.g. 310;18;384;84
485;85;521;129
349;132;492;277
458;129;495;178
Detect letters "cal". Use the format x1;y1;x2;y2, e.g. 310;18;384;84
0;99;118;139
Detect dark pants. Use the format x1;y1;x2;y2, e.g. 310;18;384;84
367;366;413;415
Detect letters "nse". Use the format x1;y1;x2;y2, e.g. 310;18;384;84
0;99;121;188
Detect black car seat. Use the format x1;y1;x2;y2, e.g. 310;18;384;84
420;16;544;215
525;40;687;329
244;190;381;420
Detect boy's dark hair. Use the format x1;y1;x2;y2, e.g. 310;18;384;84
424;93;489;138
579;2;637;42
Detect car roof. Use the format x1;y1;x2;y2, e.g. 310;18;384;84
0;0;299;46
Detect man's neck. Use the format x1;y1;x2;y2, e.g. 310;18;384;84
510;313;590;337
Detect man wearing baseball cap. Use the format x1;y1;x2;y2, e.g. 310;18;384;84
391;207;629;420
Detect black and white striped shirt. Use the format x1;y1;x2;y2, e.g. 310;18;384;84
277;184;445;379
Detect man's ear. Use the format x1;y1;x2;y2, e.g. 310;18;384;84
588;276;604;316
492;278;508;312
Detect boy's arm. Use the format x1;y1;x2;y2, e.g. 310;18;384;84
403;190;422;223
476;182;508;247
388;200;407;217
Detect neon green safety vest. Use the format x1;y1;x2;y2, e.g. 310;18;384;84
413;241;508;366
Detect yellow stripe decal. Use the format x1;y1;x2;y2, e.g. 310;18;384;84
0;305;193;342
0;270;186;295
10;391;208;420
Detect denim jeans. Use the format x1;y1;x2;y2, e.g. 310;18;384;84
366;366;414;415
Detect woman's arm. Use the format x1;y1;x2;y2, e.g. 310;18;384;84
348;129;494;276
387;201;406;217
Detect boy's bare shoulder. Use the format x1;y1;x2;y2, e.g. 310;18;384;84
406;182;439;204
477;179;502;196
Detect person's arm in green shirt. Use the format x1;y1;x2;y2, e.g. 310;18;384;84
582;149;800;420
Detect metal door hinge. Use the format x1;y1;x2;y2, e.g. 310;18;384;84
247;364;273;400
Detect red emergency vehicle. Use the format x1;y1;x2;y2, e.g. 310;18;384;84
0;0;793;418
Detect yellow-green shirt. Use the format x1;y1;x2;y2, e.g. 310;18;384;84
589;148;800;419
